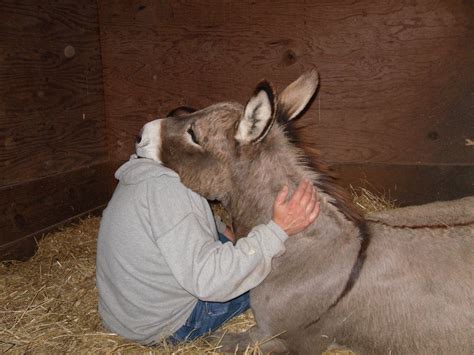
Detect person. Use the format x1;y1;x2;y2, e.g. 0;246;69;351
96;153;320;346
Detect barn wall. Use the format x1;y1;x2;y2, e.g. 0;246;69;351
0;0;111;260
98;0;473;204
1;0;472;260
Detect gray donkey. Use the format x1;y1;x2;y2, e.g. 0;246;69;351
137;70;474;354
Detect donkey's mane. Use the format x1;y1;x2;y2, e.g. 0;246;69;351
279;116;365;228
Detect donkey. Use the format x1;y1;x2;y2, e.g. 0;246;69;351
137;70;474;354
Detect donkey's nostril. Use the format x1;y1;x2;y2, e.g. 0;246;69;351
136;127;144;144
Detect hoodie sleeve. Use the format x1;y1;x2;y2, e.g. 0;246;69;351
147;176;288;302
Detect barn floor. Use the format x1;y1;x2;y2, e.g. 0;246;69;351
0;188;392;354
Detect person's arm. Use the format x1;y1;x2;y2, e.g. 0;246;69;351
217;179;318;243
150;177;319;302
156;213;287;301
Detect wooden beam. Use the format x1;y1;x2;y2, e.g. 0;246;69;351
0;162;114;261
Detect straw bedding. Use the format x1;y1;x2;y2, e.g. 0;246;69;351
0;187;393;354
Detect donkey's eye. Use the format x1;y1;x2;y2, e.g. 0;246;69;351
187;126;199;145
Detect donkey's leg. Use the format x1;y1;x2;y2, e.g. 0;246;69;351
218;326;288;353
217;330;251;353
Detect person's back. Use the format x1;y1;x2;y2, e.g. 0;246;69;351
97;157;214;343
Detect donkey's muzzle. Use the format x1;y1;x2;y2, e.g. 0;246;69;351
135;119;162;162
135;130;143;144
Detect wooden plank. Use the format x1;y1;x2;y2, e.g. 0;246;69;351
0;162;114;260
98;0;474;166
0;0;108;186
0;206;105;262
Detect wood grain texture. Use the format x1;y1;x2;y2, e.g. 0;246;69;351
0;0;108;186
0;0;109;258
98;0;473;166
0;162;113;260
0;206;105;262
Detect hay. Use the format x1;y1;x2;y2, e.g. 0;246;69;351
1;189;394;354
350;185;396;214
0;217;256;354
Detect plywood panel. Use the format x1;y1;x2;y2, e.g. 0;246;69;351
0;162;113;260
0;0;108;186
0;0;110;259
98;0;474;166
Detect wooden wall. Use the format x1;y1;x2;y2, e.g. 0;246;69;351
98;0;473;205
0;0;110;260
1;0;473;259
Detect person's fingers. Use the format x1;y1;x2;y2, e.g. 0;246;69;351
305;190;317;215
224;227;236;243
308;202;321;223
291;179;308;204
299;181;313;207
289;180;311;209
307;186;319;214
274;185;289;206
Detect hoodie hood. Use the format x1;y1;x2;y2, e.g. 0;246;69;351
115;155;179;185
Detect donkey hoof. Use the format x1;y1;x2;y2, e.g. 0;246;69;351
216;331;252;353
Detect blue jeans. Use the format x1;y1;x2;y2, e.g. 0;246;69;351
167;234;250;343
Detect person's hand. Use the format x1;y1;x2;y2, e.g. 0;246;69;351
272;179;320;236
223;226;235;243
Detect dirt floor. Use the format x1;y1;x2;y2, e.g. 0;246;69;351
0;187;393;354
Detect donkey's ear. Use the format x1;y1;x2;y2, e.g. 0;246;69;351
235;81;276;144
278;69;319;122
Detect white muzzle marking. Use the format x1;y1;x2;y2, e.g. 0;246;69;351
135;119;162;162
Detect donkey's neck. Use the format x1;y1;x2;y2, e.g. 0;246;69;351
226;128;363;245
227;130;328;237
226;128;368;326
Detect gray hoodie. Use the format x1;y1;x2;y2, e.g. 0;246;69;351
96;156;288;344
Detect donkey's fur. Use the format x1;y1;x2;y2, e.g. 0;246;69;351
140;71;474;354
